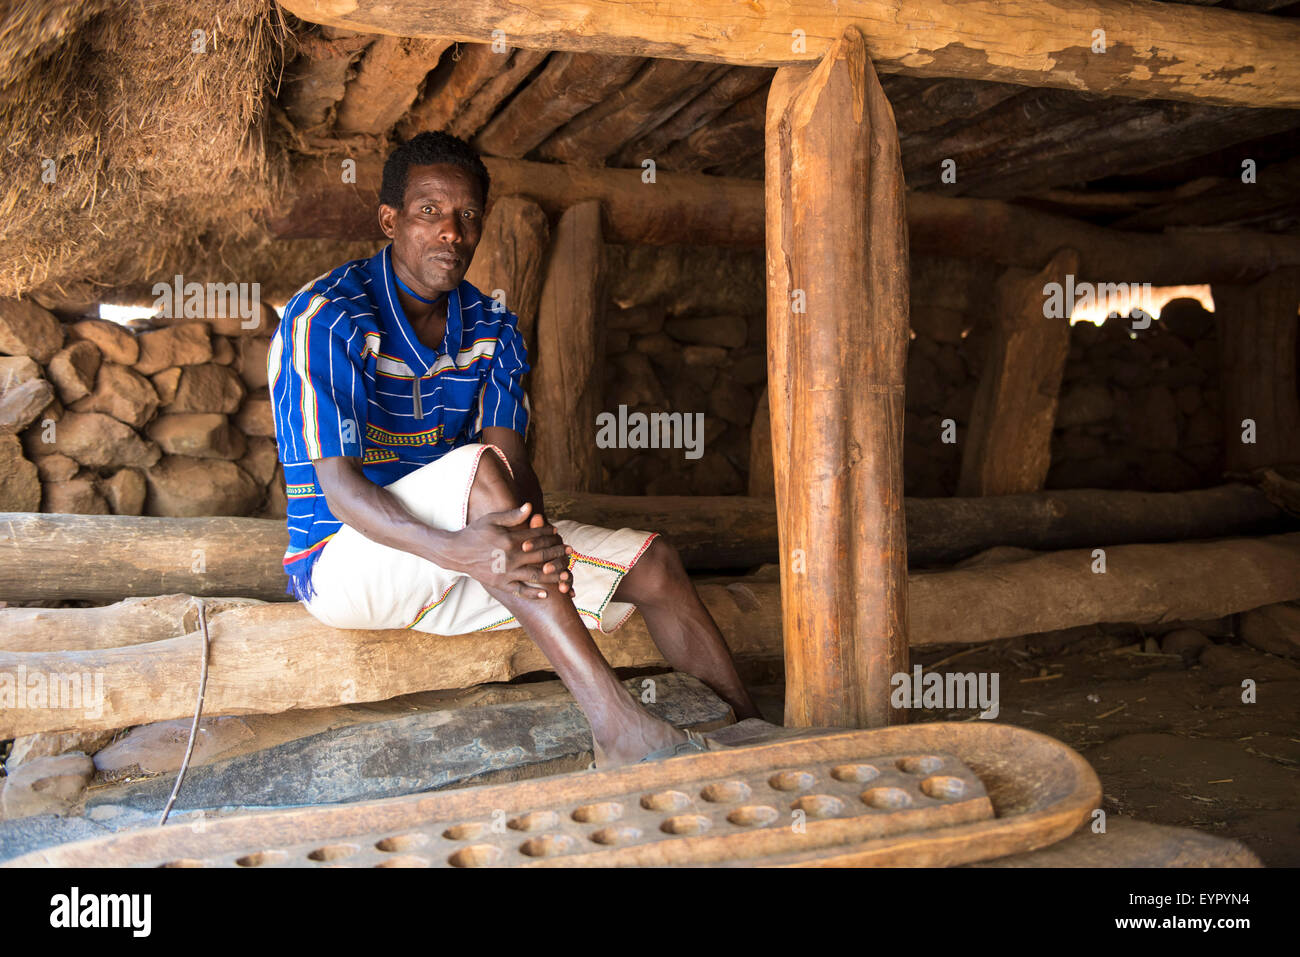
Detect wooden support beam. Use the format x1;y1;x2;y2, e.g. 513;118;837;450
1213;269;1300;472
530;200;605;490
958;250;1077;496
278;0;1300;109
266;154;1300;284
6;532;1300;736
462;194;550;354
333;35;452;136
1;485;1291;601
765;28;909;728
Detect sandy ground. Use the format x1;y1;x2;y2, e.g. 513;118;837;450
743;622;1299;866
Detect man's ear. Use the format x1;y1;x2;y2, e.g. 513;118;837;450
378;203;398;240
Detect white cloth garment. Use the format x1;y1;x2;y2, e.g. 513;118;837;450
302;442;659;635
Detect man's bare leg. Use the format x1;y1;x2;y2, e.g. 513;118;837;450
466;452;688;767
612;537;763;721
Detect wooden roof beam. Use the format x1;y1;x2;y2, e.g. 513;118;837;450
279;0;1300;109
267;154;1300;284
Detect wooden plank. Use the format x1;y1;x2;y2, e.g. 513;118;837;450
535;58;731;166
958;250;1077;496
443;49;549;140
472;52;644;158
529;200;605;490
1114;157;1300;230
333;35;452;136
266;153;1300;284
907;94;1300;197
2;724;1101;869
609;66;773;170
277;0;1300;108
396;42;507;140
1213;269;1300;472
660;86;767;171
0;484;1290;601
765;28;910;728
281;33;374;130
5;532;1300;735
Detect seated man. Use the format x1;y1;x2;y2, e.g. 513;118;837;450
268;130;761;768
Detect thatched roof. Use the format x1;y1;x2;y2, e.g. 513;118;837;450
0;0;286;307
2;0;1298;311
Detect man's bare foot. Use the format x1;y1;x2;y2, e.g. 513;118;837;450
591;716;688;770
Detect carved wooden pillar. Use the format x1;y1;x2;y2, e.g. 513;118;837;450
764;27;909;728
1212;268;1300;473
958;248;1078;496
531;200;604;490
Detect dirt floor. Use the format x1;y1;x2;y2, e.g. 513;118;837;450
741;620;1300;866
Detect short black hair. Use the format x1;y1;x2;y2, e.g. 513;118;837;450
379;131;490;210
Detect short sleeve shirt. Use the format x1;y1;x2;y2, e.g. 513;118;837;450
268;244;531;598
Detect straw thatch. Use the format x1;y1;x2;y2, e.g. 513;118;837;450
0;0;289;308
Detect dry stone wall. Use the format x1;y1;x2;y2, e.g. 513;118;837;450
0;300;282;518
0;253;1227;515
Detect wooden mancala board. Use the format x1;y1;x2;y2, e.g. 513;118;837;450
7;722;1101;867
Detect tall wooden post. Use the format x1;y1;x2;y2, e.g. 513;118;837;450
532;200;605;491
1212;269;1300;473
464;194;550;358
765;27;909;728
958;248;1078;496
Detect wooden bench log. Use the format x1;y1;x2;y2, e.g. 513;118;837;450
5;532;1300;736
0;484;1292;601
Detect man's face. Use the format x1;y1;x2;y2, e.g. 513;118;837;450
378;162;484;298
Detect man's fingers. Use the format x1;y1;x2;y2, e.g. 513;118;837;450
512;580;548;600
514;565;569;585
488;503;533;527
514;542;569;567
517;527;563;553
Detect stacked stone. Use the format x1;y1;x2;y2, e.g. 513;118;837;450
1048;298;1222;492
0;298;284;518
601;304;764;496
598;243;769;497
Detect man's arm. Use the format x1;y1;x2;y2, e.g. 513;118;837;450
313;456;569;598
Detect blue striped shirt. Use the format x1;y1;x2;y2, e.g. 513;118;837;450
268;244;530;599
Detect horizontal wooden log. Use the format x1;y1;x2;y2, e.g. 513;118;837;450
278;0;1300;109
5;532;1299;735
0;596;265;653
266;154;1300;284
0;484;1291;601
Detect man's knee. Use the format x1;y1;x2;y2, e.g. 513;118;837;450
466;445;520;520
631;536;687;598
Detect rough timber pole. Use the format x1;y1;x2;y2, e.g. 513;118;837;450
1212;268;1300;473
531;200;605;490
958;249;1078;496
765;27;909;728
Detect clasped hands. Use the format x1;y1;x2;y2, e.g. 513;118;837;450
448;501;575;600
